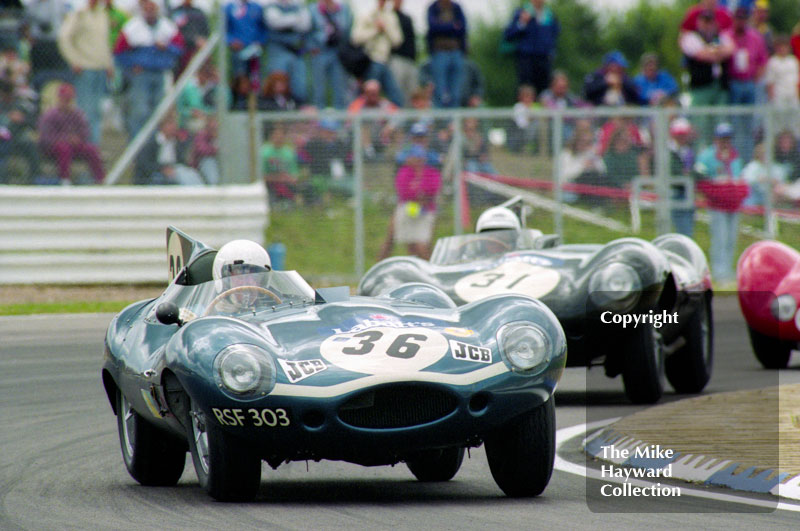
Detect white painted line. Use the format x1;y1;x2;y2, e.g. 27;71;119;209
555;420;800;513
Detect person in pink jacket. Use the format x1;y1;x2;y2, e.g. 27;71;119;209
37;83;105;184
393;144;441;259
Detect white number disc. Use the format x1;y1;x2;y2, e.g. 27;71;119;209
320;327;448;375
454;261;561;303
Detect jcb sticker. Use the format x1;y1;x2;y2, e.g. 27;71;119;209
449;339;492;364
278;358;327;383
212;407;290;428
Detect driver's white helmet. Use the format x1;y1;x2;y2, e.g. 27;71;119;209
476;207;521;233
212;240;272;282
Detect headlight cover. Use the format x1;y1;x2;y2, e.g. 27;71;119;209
770;294;797;322
498;323;551;374
589;262;642;312
214;344;276;397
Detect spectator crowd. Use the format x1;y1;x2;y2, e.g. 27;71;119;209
2;0;800;274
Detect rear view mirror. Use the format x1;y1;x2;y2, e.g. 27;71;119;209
156;302;183;326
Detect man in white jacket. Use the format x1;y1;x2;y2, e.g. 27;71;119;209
57;0;114;145
351;0;405;106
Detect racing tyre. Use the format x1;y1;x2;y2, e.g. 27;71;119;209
116;389;186;486
665;296;713;393
484;398;555;497
406;447;465;482
186;399;261;502
748;326;793;369
621;323;664;404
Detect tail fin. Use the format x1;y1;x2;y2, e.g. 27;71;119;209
166;226;213;282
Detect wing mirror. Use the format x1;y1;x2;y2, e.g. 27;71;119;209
156;302;183;327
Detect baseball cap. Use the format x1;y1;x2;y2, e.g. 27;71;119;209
318;118;339;131
603;50;629;69
669;117;693;136
714;122;734;138
409;122;429;136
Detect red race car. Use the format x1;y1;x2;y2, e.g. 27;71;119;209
737;241;800;368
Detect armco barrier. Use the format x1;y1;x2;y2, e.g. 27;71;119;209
0;184;268;284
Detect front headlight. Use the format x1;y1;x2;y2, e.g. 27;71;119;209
498;323;551;373
589;262;642;312
770;294;797;322
214;344;276;396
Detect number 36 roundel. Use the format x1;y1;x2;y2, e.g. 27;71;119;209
320;327;449;375
454;261;560;303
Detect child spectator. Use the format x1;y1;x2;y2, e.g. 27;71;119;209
190;117;220;185
258;71;300;111
261;123;300;204
392;144;441;259
37;83;105;185
152;112;203;185
463;117;494;175
509;84;540;153
303;118;351;199
603;126;647;187
0;79;40;183
774;129;800;182
668;117;698;236
558;120;606;196
742;142;787;207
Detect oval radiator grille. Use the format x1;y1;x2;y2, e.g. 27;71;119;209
338;385;458;429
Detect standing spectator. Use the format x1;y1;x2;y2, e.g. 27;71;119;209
764;35;800;136
257;70;300;111
225;0;267;80
309;0;351;109
170;0;210;76
263;0;311;104
426;0;467;108
114;0;184;138
681;0;733;33
583;51;640;106
0;79;40;183
389;0;418;104
503;0;559;96
392;144;441;259
261;122;300;204
723;5;767;161
668;117;698;236
694;122;745;283
23;0;71;90
751;0;773;52
37;83;105;185
459;56;485;107
633;53;679;106
351;0;404;107
680;10;734;144
57;0;114;146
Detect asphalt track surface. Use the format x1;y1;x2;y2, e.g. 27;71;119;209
2;296;800;530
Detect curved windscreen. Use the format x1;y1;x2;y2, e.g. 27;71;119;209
154;271;317;320
430;229;540;265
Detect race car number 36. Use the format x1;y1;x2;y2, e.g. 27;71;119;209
320;327;448;374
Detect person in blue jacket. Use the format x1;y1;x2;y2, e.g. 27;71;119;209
225;0;267;80
503;0;560;95
633;53;679;106
426;0;467;108
309;0;352;109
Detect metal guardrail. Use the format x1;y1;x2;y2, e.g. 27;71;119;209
0;183;268;284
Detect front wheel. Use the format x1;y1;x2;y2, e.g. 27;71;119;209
484;398;555;497
116;389;186;486
186;399;261;502
748;326;794;369
406;447;465;482
665;295;714;393
621;323;665;404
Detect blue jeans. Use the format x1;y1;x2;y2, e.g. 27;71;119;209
709;209;739;282
364;61;404;107
126;69;165;138
75;69;107;145
729;79;756;162
430;50;464;108
311;48;348;109
670;208;695;238
267;42;308;103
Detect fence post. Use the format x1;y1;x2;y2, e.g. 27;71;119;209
653;108;671;235
551;110;564;237
216;5;227;183
452;113;464;235
353;115;365;279
763;105;776;238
